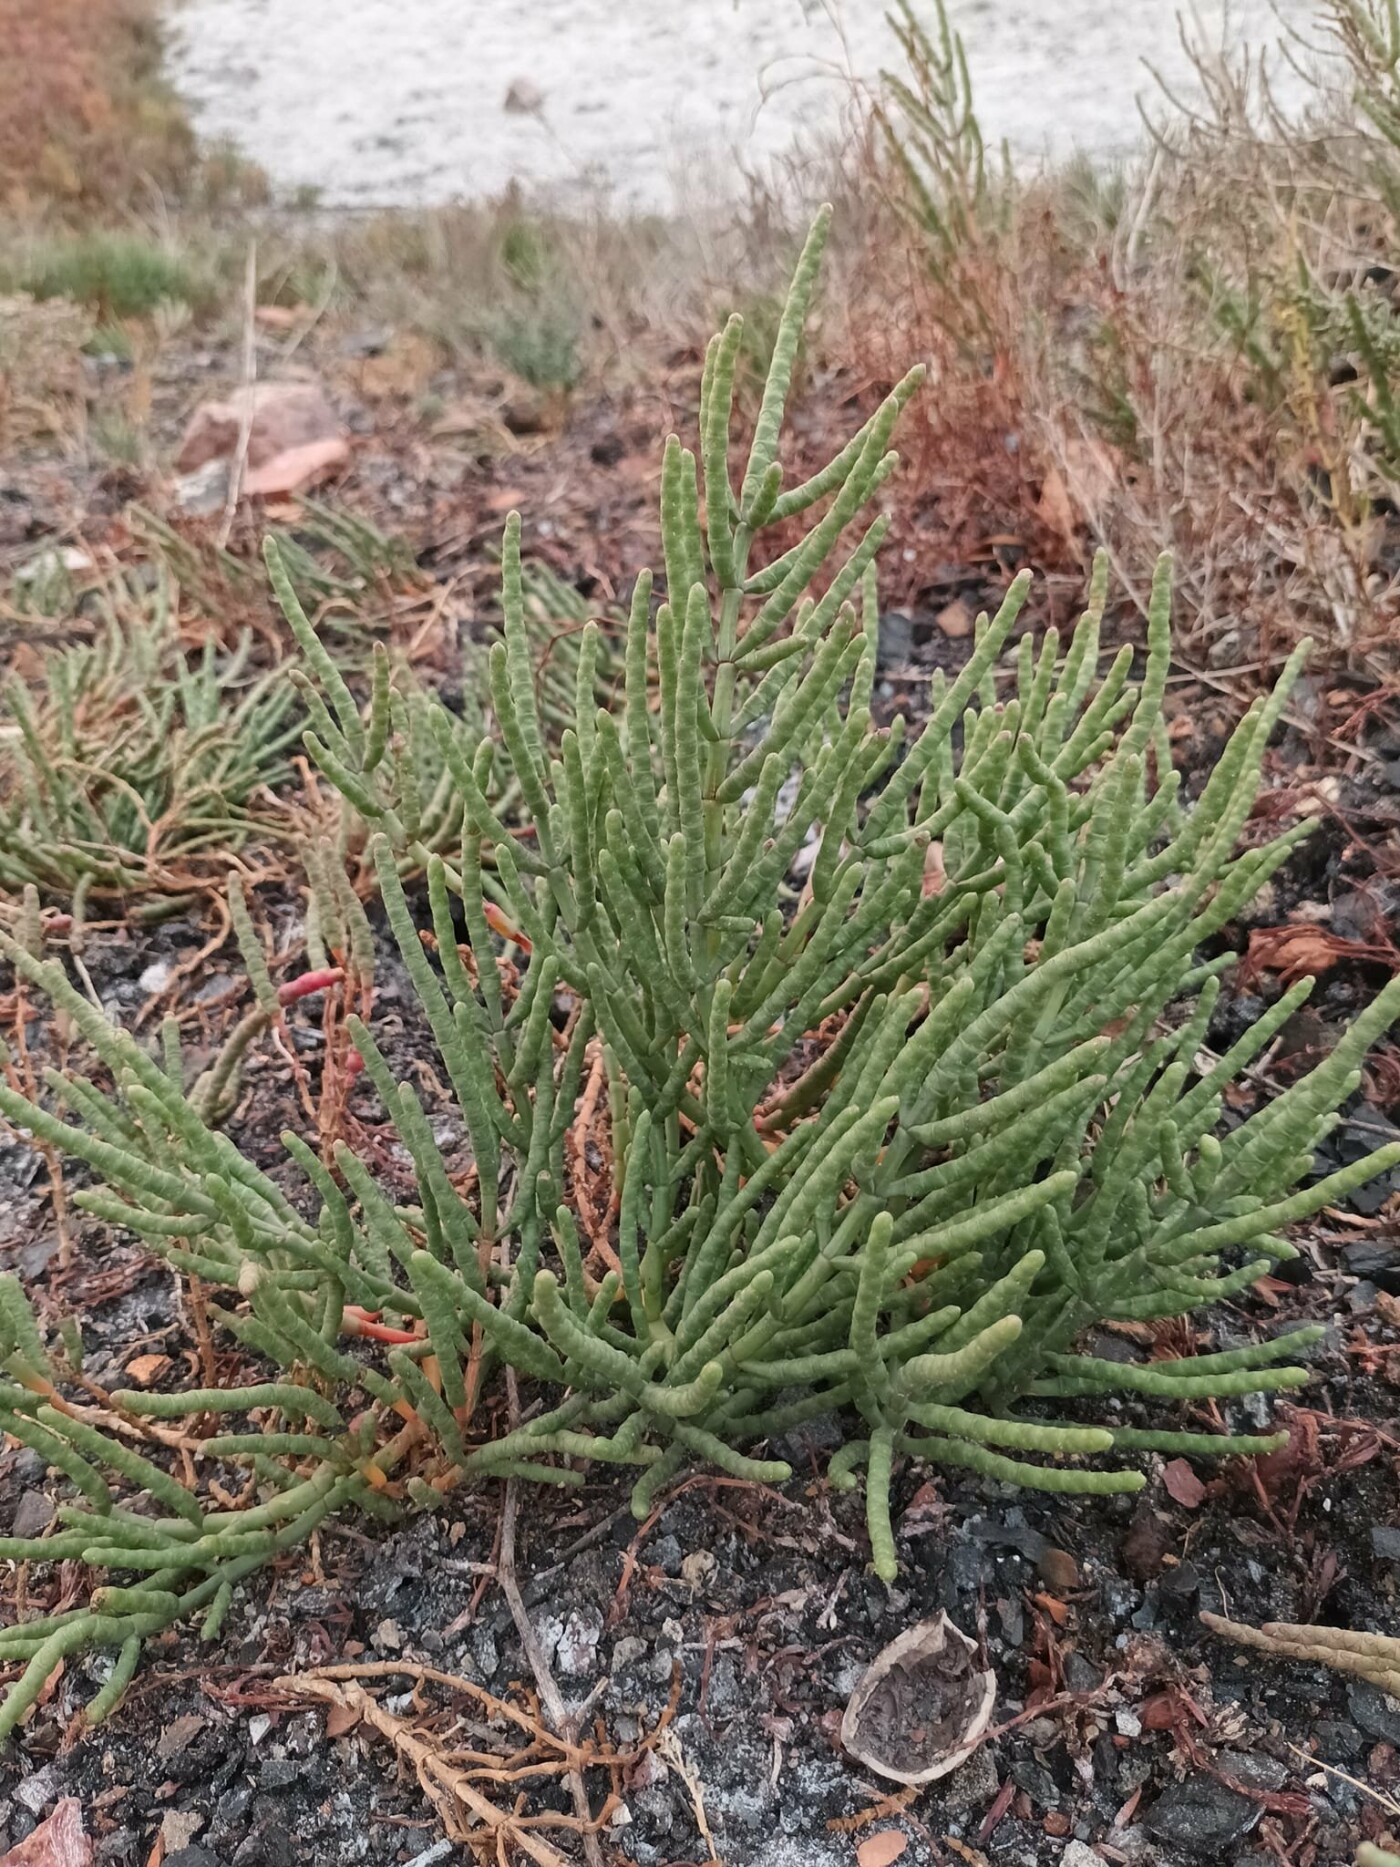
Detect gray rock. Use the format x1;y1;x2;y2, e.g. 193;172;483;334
257;1759;299;1792
232;1821;296;1867
556;1607;602;1677
1064;1651;1102;1693
10;1488;53;1541
9;1450;47;1487
650;1535;683;1575
876;611;915;670
996;1597;1026;1649
1372;1526;1400;1562
708;1780;771;1832
704;1653;741;1716
612;1635;648;1672
166;1850;226;1867
1060;1845;1107;1867
1012;1759;1060;1808
1350;1679;1400;1746
209;1783;253;1844
14;1765;61;1816
1314;1718;1362;1760
469;1625;499;1678
1142;1776;1258;1852
941;1744;999;1813
1219;1750;1288;1792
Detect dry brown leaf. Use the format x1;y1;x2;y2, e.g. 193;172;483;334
1059;436;1121;522
1246;924;1344;985
324;1700;361;1738
351;331;440;402
1163;1459;1206;1509
1244;920;1398;990
125;1353;172;1386
1032;1592;1069;1626
254;305;307;331
155;1712;206;1759
857;1831;910;1867
0;1799;92;1867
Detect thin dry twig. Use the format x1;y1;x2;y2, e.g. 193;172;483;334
217;240;259;551
498;1447;606;1867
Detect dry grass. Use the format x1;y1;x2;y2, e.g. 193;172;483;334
0;0;264;218
837;0;1400;688
0;0;189;213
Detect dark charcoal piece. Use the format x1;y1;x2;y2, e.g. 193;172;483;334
1142;1775;1259;1852
1350;1680;1400;1746
1343;1242;1400;1292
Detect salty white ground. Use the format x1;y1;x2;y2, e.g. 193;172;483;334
171;0;1321;211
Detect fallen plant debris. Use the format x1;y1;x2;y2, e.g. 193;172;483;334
269;1651;679;1866
273;1673;576;1867
1201;1611;1400;1695
1242;921;1400;991
1;2;1400;1860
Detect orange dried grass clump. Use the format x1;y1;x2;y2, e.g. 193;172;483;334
0;0;194;211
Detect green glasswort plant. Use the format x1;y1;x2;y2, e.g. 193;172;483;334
2;208;1400;1734
278;550;624;886
0;577;300;907
877;0;1009;338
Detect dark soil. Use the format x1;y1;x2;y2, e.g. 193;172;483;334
2;1366;1400;1867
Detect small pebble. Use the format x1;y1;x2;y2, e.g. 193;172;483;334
1038;1547;1080;1592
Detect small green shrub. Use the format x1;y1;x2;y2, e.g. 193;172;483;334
0;209;1398;1733
20;233;202;320
877;0;1009;328
487;299;582;392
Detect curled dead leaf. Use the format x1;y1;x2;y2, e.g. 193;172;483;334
324;1700;361;1738
840;1612;995;1786
1243;922;1396;989
1035;464;1077;545
241;435;350;497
